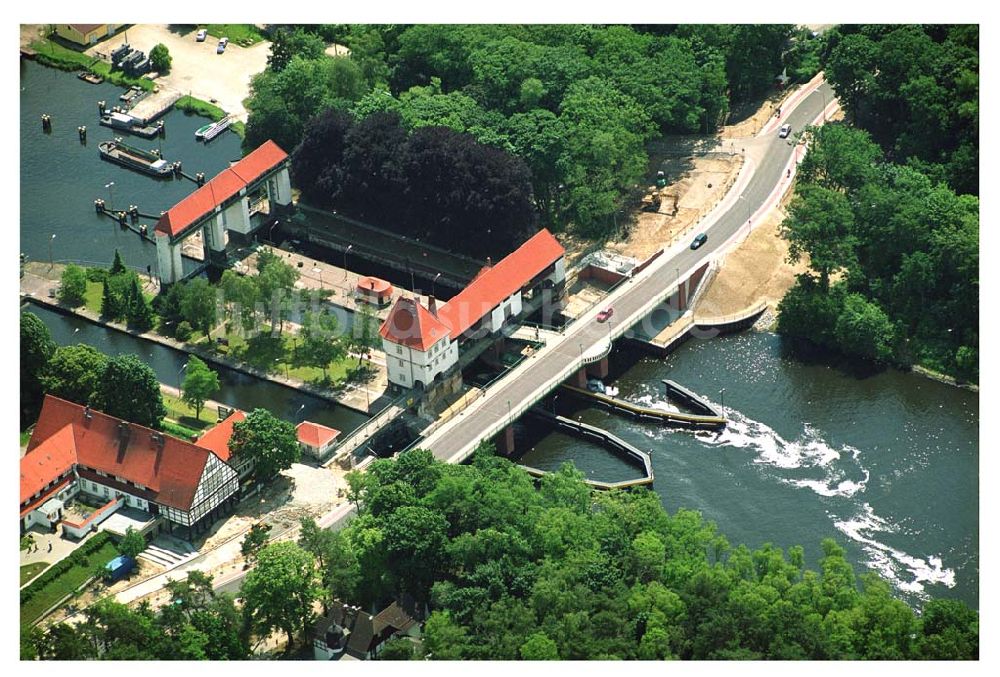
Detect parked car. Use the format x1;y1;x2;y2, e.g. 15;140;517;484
597;307;614;323
778;124;792;138
196;29;207;42
690;233;708;250
217;37;229;54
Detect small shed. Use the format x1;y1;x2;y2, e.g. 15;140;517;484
355;276;394;307
296;421;341;460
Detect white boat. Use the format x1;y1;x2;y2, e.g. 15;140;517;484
195;115;232;142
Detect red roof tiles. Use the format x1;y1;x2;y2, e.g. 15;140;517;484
437;229;564;340
22;396;230;512
195;410;246;462
154;140;288;238
296;421;341;448
379;296;451;351
21;424;77;505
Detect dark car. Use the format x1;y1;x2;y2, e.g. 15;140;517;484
690;233;708;250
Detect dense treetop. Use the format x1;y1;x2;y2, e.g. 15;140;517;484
296;447;979;660
249;24;808;244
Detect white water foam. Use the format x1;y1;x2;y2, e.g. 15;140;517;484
661;404;954;598
834;503;956;596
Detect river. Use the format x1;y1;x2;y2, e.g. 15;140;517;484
22;58;977;609
20;59;244;272
520;331;978;610
26;303;369;436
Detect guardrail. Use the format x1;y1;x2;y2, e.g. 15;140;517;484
694;300;768;331
559;384;726;430
327;395;407;466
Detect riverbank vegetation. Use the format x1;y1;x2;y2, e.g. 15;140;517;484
778;25;978;381
30;36;154;92
21;448;979;660
245;25;817;249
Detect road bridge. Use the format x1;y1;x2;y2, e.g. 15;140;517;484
418;80;837;464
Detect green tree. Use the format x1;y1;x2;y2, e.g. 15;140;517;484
20;311;55;426
181;356;220;420
834;294;895;363
149;43;172;73
348;303;381;365
781;184;856;289
240;541;319;650
118;526;146;559
267;27;326;72
241;522;272;564
179;277;218;335
91;354;167;428
297;311;346;379
229;407;300;482
519;631;560;660
42;343;108;404
422;610;468;660
110;248;127;276
125;275;155;331
379;638;416;660
220;269;260;334
58;263;88;307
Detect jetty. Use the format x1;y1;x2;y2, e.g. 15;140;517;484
519;409;654;490
127;90;182;125
559;382;726;430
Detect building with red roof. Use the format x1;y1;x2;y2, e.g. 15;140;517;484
20;396;241;537
296;421;342;460
154;140;292;285
378;229;565;390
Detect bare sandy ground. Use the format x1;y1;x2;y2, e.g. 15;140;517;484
85;24;271;121
694;193;809;320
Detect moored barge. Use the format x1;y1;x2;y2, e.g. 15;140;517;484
98;139;172;177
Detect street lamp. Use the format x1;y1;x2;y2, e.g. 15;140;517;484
343;245;353;279
268;219;280;243
48;234;56;268
295;403;306;422
105;181;115;209
274;357;288;379
431;272;441;298
507;399;512;425
312;265;323;290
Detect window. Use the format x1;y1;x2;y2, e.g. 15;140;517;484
396;345;403;355
398;359;405;367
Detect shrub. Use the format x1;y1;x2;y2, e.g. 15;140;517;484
175;321;193;342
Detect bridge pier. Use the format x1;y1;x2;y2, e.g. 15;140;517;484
496;424;516;456
586;356;609;379
573;367;588;388
155;231;184;285
203;215;227;267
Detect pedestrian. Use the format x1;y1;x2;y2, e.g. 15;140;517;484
48;542;52;552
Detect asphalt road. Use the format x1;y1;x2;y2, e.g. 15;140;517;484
422;82;835;463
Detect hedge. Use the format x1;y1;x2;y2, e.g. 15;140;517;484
20;531;112;606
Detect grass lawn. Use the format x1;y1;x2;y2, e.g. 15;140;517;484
176;95;226;122
203;24;266;45
83;281;103;314
162;419;201;442
21;562;49;587
20;540;118;625
162;392;214;431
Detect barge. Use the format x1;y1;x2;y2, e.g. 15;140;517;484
195;115;232;142
98;139;172;177
98;111;162;139
77;71;104;85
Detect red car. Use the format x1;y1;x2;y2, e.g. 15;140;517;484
597;307;614;323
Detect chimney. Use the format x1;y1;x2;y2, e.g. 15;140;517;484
485;256;492;268
428;295;437;316
151;432;165;449
116;421;131;462
83;405;93;421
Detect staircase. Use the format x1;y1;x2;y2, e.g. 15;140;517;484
137;538;198;569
